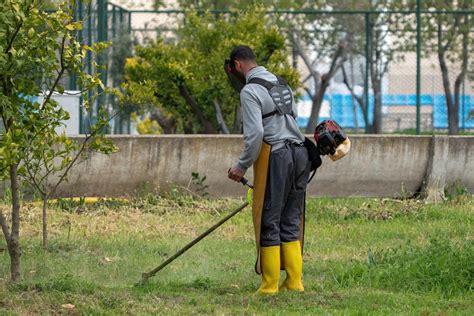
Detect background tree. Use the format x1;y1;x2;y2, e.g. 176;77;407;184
165;0;351;134
422;0;472;135
338;0;412;134
110;26;135;134
124;9;299;134
159;0;405;134
284;9;352;133
0;0;119;280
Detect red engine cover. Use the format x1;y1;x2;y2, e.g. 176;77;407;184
314;120;342;142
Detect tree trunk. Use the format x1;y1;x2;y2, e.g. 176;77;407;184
349;56;359;132
42;196;48;248
302;36;349;134
447;100;459;135
213;99;230;134
178;84;216;134
372;80;383;134
9;164;21;282
342;64;369;132
438;47;458;135
439;63;458;135
233;105;242;134
150;109;176;134
305;78;330;134
451;27;469;135
437;21;463;136
292;44;298;69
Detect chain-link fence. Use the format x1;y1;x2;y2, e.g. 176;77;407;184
73;3;473;135
66;1;132;133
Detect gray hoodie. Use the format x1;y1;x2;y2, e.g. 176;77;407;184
236;66;304;172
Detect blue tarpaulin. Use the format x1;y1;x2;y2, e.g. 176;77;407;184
296;94;473;129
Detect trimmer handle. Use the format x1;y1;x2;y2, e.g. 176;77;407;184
239;177;253;189
228;168;253;189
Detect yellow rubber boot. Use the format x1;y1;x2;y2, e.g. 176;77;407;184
257;245;280;295
280;241;304;292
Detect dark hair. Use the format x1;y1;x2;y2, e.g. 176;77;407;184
229;45;256;69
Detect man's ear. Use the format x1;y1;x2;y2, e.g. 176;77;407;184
234;60;242;71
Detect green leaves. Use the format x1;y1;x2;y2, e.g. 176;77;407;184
64;23;80;31
56;84;65;94
124;8;299;133
0;0;118;193
27;28;34;38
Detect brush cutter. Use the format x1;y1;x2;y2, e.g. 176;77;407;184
137;177;253;286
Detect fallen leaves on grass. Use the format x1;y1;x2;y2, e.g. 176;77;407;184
61;303;75;310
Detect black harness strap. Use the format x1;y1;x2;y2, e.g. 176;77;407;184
262;110;279;119
247;77;274;90
247;76;292;119
248;76;288;90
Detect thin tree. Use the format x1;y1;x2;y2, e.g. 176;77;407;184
0;0;119;280
340;1;412;133
423;0;472;135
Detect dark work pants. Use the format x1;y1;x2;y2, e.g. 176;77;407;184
260;142;311;247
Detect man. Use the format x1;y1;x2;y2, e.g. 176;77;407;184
227;45;311;294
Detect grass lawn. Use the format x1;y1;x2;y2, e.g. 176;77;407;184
0;192;473;315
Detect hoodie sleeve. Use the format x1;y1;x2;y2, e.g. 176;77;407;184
236;87;264;172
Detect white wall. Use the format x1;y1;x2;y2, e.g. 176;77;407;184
37;91;81;135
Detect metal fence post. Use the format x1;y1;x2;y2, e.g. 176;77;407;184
78;2;83;133
112;5;116;38
85;2;93;132
462;79;465;132
69;4;78;91
97;0;108;132
416;0;421;135
365;12;370;134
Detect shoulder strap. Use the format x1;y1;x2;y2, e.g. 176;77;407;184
248;76;288;88
262;110;279;119
247;77;274;91
247;76;292;119
276;76;288;85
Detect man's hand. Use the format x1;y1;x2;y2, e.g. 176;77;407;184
228;166;245;182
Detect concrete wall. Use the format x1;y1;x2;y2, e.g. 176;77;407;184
50;135;473;198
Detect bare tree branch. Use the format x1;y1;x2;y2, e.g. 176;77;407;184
341;64;365;108
213;98;229;134
4;1;24;55
23;157;46;196
178;84;215;133
442;15;460;52
288;29;320;80
49;110;122;196
303;86;313;100
301;73;312;84
150;109;176;134
454;20;469;99
437;20;453;104
41;34;67;110
4;23;23;55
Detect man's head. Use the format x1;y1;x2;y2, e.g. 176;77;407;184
229;45;257;79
